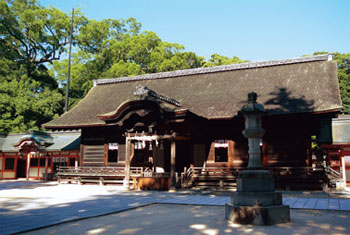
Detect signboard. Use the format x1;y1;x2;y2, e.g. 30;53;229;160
53;157;68;163
214;140;228;148
108;143;118;150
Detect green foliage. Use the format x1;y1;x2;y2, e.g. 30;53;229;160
203;53;249;67
107;61;144;78
76;18;141;54
0;0;86;71
0;0;69;133
51;29;208;102
0;63;64;133
333;53;350;114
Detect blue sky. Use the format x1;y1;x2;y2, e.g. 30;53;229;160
40;0;350;61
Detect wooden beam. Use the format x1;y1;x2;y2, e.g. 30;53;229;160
104;144;108;166
128;133;189;141
175;136;190;141
26;153;30;180
80;144;84;166
44;156;48;182
123;134;131;190
170;136;176;191
228;140;235;168
128;134;174;140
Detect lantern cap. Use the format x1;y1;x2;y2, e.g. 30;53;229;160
239;92;267;115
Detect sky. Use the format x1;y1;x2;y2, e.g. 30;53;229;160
40;0;350;61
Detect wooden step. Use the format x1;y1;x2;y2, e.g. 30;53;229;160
193;176;237;180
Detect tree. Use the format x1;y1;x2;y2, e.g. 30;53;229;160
0;0;81;133
51;29;206;103
0;61;64;132
203;53;248;67
334;53;350;114
0;0;249;133
0;0;86;77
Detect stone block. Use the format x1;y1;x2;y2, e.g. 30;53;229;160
236;170;275;192
232;191;282;206
225;203;290;225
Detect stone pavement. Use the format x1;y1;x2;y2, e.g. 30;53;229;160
1;181;350;234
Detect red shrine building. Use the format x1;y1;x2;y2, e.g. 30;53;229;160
42;54;343;190
0;130;80;180
321;116;350;187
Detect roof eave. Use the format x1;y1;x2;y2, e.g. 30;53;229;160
44;123;105;130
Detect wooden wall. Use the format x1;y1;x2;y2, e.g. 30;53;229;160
81;126;125;167
80;113;320;170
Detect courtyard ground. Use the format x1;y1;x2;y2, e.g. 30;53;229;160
22;204;350;235
1;179;350;234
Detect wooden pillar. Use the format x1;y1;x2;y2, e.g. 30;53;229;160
80;144;84;166
44;155;48;182
305;135;312;167
1;156;3;180
228;140;235;168
342;156;347;186
104;144;108;166
26;153;31;181
123;134;131;190
262;140;268;167
170;136;176;191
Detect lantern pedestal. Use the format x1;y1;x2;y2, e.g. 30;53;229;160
225;203;290;225
225;169;290;225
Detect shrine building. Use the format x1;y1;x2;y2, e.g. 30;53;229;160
42;54;342;190
0;130;80;180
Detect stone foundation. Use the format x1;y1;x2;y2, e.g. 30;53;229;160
225;203;290;225
225;169;291;225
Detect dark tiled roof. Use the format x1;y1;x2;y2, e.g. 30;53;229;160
44;54;342;129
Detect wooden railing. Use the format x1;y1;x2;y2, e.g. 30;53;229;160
56;165;336;190
266;166;325;176
324;166;341;179
184;166;243;177
57;166;143;178
181;166;331;189
57;166;171;178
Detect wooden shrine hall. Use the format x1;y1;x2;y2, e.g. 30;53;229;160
43;54;343;190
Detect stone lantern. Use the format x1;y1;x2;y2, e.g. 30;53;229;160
225;92;290;225
240;92;266;169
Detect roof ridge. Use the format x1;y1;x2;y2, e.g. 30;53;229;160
93;54;331;86
2;130;81;136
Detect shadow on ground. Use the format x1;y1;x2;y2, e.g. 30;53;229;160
22;204;350;235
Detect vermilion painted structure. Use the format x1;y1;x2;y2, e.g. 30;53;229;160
321;116;350;186
0;131;80;180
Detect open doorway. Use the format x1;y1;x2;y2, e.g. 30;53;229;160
17;158;26;178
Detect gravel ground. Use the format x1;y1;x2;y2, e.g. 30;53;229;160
23;204;350;235
2;180;350;235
